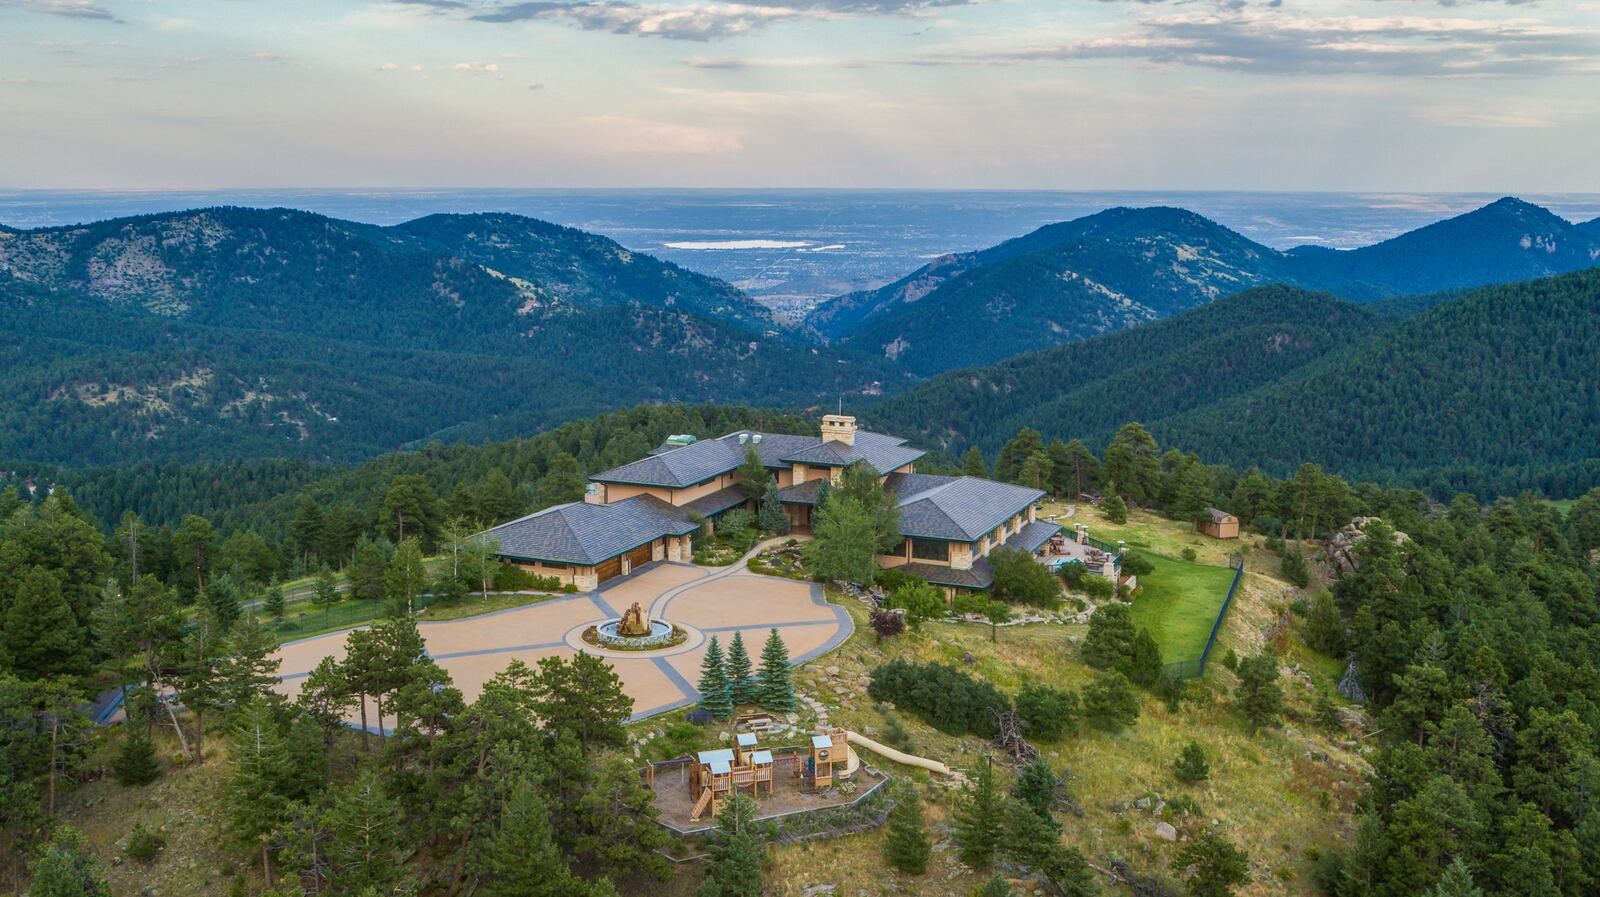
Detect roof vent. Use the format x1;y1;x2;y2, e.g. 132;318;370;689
665;434;697;447
739;433;749;444
751;434;763;444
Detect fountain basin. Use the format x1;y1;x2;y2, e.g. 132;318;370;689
584;618;687;651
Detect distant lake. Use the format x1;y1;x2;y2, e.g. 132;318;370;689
5;189;1599;314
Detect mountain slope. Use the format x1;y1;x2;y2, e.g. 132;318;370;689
1154;268;1600;495
864;286;1382;453
0;209;898;465
810;198;1600;376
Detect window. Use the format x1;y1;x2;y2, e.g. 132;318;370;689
886;539;907;557
541;561;568;570
911;539;949;562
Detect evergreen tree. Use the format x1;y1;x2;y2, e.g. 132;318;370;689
111;727;161;786
1125;628;1164;687
961;446;990;479
1431;858;1484;897
1054;439;1100;500
755;628;796;712
297;655;356;749
697;635;733;719
883;781;931;874
953;756;1004;869
1171;462;1213;526
1171;831;1250;897
218;614;282;711
2;565;87;679
697;791;766;897
571;753;672;882
325;770;406;896
1315;689;1342;732
223;701;294;886
1014;684;1079;741
725;631;755;706
539;452;588;508
994;429;1045;485
1081;603;1136;670
1280;544;1311;587
314;565;339;613
1101;493;1128;524
1303;590;1345;656
480;776;605;897
1174;740;1210;783
477;467;523;523
1102;423;1161;503
1018;451;1053;492
532;652;633;750
757;480;789;535
288;497;325;569
1234;654;1284;733
25;826;111;897
1011;756;1058;819
379;474;440;546
348;541;387;602
1082;671;1141;733
263;580;286;621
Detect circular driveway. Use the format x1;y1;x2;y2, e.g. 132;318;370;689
271;559;851;730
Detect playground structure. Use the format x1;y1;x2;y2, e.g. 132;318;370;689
687;732;778;820
671;726;869;822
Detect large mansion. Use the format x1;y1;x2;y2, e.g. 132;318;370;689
483;415;1061;592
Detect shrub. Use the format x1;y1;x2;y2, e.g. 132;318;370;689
1081;603;1136;670
1102;494;1128;524
1174;740;1210;783
1279;545;1311;587
1081;671;1141;733
1181;547;1198;562
869;608;906;642
869;659;1010;737
952;591;992;617
125;822;164;862
1220;647;1239;671
886;581;947;629
1079;575;1115;601
1015;684;1079;741
874;566;925;594
1119;551;1155;578
1057;560;1086;588
1125;628;1164;688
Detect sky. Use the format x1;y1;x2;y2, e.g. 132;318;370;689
1;0;1598;190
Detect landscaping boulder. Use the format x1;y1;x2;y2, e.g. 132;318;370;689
1154;822;1178;842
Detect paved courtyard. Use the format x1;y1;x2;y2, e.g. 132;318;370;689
271;559;851;731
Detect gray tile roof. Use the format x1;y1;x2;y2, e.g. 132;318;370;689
777;478;827;506
482;495;699;565
886;474;1045;542
899;559;995;590
1004;520;1063;554
683;485;752;518
591;428;924;488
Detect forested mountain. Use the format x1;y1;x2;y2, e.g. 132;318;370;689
811;198;1600;375
0;209;897;465
870;269;1600;500
864;285;1381;452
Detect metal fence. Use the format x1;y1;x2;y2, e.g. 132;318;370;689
1162;559;1245;680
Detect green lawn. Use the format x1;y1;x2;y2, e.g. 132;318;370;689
262;589;563;644
1545;498;1576;515
1127;551;1239;664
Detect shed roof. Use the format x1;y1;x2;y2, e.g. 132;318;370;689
1204;507;1237;523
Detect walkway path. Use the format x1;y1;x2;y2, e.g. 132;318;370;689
270;545;851;731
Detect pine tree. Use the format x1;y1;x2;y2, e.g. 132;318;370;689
2;565;87;679
1303;590;1346;656
1174;740;1210;783
1431;858;1483;897
883;781;931;874
1082;671;1141;733
725;632;755;706
757;480;789;535
480;776;602;897
223;701;294;886
263;581;286;621
539;452;588;508
218;614;283;710
1081;603;1136;670
1011;756;1058;819
953;757;1004;869
1125;628;1164;687
697;636;733;719
1280;544;1311;588
755;628;796;712
111;728;161;786
325;770;406;896
698;791;766;897
25;826;112;897
477;467;524;523
1315;689;1342;732
1234;654;1284;733
1171;831;1250;897
961;446;989;479
314;565;339;613
1101;493;1128;524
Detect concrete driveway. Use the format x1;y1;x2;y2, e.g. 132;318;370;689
272;558;851;730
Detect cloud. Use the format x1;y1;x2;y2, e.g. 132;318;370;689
397;0;977;41
0;0;116;19
915;8;1600;78
580;114;743;152
252;51;294;63
453;61;503;72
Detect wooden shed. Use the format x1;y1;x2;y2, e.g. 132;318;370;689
1199;507;1240;540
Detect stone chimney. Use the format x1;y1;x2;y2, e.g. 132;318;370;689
820;414;857;446
585;483;604;505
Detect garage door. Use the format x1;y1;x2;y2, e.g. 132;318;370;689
626;542;654;571
595;556;623;584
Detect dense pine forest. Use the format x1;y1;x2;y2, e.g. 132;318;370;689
868;269;1600;501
